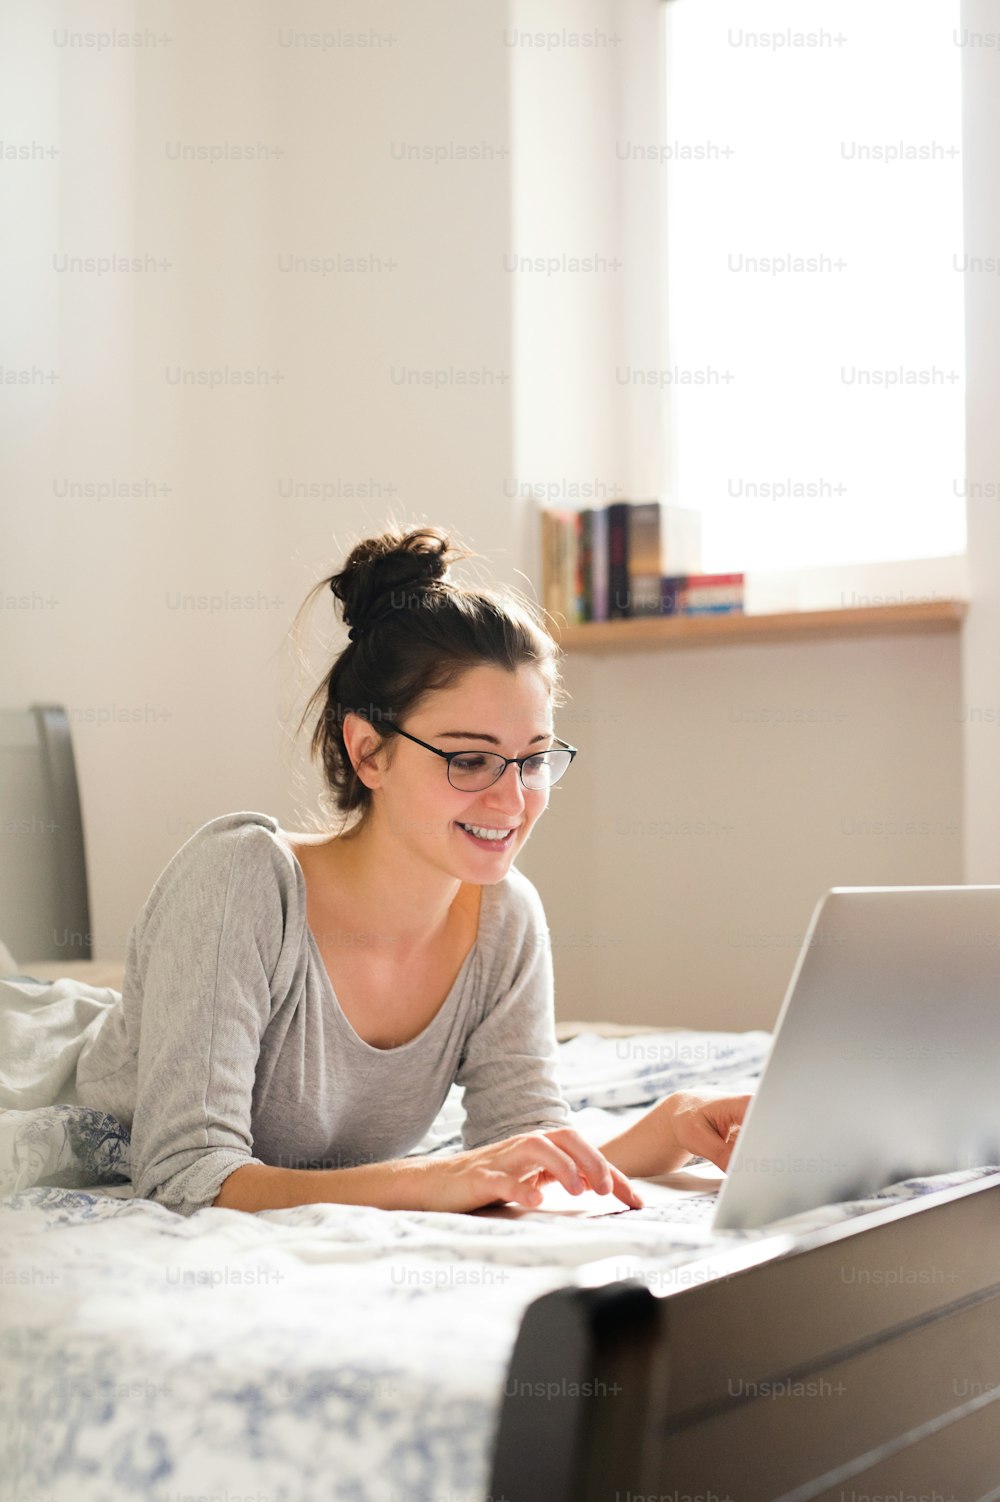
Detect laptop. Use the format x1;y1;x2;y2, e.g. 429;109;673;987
712;885;1000;1232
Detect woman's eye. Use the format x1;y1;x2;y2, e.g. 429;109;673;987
452;755;488;773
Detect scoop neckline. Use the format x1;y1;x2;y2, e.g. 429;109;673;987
273;819;495;1056
305;926;479;1054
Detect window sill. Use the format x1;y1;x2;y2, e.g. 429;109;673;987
553;599;968;654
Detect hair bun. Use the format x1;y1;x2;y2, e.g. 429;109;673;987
328;525;470;639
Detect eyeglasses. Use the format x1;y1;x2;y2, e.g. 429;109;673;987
391;725;578;792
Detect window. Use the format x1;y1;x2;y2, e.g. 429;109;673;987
662;0;965;576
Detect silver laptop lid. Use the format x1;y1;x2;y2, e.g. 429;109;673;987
713;885;1000;1232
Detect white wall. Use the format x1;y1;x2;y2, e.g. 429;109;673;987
509;0;965;1029
1;0;519;955
960;0;1000;885
2;0;975;1034
521;631;963;1032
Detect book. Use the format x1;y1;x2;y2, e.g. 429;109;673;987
661;575;685;616
627;502;703;617
539;502;730;629
566;509;583;623
607;502;631;618
540;508;583;626
670;572;745;615
540;509;561;623
579;510;594;622
628;502;663;616
591;507;609;621
555;509;572;624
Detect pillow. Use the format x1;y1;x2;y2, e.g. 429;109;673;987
0;1104;131;1194
0;938;20;978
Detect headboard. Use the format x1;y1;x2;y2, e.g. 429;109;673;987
0;703;92;963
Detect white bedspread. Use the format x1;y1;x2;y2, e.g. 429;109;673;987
1;1028;994;1502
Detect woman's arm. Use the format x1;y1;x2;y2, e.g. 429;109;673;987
213;1126;644;1214
213;1094;752;1214
598;1091;753;1179
211;1092;755;1214
453;876;574;1148
124;821;282;1215
212;1157;440;1212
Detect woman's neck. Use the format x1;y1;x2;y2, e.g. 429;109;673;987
292;818;478;960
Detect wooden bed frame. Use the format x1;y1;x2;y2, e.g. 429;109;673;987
490;1169;1000;1501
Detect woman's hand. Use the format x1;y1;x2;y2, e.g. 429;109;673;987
660;1091;752;1172
430;1127;645;1214
600;1091;753;1180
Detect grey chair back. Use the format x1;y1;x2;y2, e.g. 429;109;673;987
0;704;92;963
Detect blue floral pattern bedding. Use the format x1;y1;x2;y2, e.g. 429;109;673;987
1;1028;995;1502
0;1103;130;1194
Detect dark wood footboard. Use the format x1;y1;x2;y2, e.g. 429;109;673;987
490;1172;1000;1502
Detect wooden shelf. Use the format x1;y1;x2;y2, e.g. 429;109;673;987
553;599;968;653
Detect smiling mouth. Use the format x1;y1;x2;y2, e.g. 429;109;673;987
455;821;518;848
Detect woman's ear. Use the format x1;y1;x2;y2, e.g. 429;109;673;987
342;710;388;791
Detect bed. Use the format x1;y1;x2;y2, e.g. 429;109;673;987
2;1010;998;1502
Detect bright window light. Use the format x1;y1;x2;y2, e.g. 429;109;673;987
662;0;966;574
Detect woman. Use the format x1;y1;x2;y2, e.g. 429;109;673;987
71;524;749;1217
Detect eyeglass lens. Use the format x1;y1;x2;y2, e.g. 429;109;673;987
448;750;572;792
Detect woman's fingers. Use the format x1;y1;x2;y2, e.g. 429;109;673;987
606;1162;644;1208
708;1094;752;1168
463;1100;756;1214
503;1133;594;1196
452;1099;757;1212
534;1127;614;1193
475;1130;643;1209
541;1127;648;1206
673;1093;752;1172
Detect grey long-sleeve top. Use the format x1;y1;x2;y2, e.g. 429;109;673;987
74;812;573;1216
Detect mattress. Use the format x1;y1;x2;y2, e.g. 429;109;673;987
1;1026;993;1502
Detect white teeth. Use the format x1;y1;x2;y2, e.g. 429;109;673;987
460;823;513;841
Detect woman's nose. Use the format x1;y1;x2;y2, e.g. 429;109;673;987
482;761;528;813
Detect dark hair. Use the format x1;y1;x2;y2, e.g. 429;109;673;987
292;524;566;831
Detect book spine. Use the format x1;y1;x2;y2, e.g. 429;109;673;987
554;510;569;623
563;509;581;624
579;510;594;622
679;572;745;614
628;501;662;616
683;602;745;615
607;502;631;618
591;507;609;621
660;575;686;616
540;509;558;624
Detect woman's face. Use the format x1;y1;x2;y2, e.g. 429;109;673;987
368;663;556;882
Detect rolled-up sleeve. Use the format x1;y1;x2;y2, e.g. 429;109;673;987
129;826;278;1215
455;877;572;1150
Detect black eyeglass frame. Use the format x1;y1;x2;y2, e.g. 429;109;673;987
390;725;578;791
